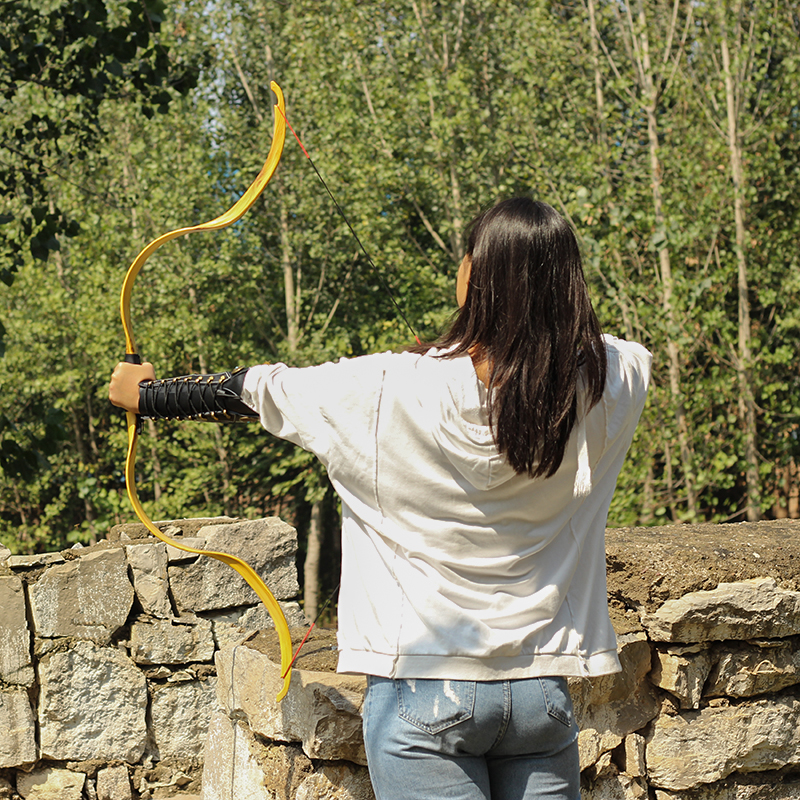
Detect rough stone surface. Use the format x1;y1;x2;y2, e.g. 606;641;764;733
169;518;299;612
650;645;713;709
705;639;800;698
0;574;34;685
642;578;800;643
646;694;800;790
622;733;647;778
215;637;367;765
1;516;309;799
125;542;172;618
38;640;147;762
6;518;800;800
135;759;200;798
158;795;201;800
206;602;308;651
130;616;214;665
244;627;340;677
28;548;133;643
16;767;85;799
604;521;800;618
653;778;800;799
96;765;132;800
583;772;649;800
239;740;314;800
7;553;64;569
569;633;660;770
294;763;376;800
164;537;204;562
201;709;373;800
0;688;37;768
149;677;217;760
201;712;275;800
109;517;238;543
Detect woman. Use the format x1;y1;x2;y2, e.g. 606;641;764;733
110;196;651;800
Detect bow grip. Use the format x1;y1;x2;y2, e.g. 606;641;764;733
122;353;143;432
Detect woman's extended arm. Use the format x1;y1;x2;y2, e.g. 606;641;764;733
109;362;258;422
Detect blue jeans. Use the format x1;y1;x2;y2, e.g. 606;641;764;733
362;676;580;800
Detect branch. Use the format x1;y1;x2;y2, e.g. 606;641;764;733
662;0;694;98
591;4;638;104
411;0;439;70
660;0;681;66
229;45;264;124
317;254;356;340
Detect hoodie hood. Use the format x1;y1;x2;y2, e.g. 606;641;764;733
416;349;519;491
417;348;593;496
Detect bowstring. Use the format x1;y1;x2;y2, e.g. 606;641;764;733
276;105;421;345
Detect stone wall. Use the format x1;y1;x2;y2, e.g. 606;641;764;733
202;520;800;800
3;517;800;799
0;517;306;800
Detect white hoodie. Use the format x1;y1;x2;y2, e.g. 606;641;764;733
243;334;651;680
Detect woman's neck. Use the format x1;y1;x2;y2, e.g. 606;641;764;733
469;348;491;387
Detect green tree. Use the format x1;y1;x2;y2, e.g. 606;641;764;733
684;0;800;520
0;0;198;313
0;0;200;546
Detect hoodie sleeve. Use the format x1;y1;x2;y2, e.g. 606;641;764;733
601;335;652;446
240;353;396;469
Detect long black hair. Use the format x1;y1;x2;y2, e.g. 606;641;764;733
431;197;607;479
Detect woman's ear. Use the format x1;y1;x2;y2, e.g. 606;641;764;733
456;255;472;307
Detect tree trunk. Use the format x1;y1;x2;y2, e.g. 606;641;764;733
71;407;97;545
280;198;299;352
303;499;323;622
720;27;759;521
637;3;698;518
790;461;799;519
586;0;610;186
52;239;99;544
586;0;639;346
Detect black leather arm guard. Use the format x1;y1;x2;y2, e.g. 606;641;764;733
138;367;260;422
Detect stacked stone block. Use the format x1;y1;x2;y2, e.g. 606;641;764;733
3;517;800;799
0;517;304;800
644;577;800;798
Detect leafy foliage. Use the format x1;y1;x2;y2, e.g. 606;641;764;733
0;0;202;548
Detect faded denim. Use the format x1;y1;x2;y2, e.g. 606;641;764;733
362;676;580;800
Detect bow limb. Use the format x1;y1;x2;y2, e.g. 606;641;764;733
119;82;293;701
120;81;287;356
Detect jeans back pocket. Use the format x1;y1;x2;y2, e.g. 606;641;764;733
396;679;476;734
540;676;574;727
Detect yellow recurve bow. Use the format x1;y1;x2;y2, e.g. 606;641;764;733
119;81;293;701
